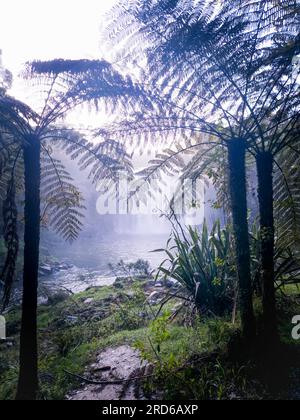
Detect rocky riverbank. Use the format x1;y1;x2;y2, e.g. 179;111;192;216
1;277;299;401
0;275;183;400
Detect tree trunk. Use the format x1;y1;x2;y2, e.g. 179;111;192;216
16;135;40;400
227;140;256;342
256;151;279;346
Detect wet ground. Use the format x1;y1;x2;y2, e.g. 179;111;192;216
67;346;149;400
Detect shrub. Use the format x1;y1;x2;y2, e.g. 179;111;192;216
156;220;236;317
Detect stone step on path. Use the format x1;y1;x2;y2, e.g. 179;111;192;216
67;346;149;400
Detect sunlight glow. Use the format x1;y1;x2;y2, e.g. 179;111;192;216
0;0;117;73
0;0;118;127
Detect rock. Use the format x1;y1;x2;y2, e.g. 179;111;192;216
65;316;79;325
47;291;70;305
134;275;150;281
114;277;134;288
143;280;156;290
58;263;73;271
38;296;49;305
39;264;53;276
171;302;182;312
67;345;149;401
101;295;115;305
148;291;165;305
39;261;73;277
0;338;15;348
85;286;103;293
83;298;94;305
164;279;177;288
114;282;124;289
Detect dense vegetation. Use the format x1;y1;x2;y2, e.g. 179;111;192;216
0;0;300;400
0;277;299;400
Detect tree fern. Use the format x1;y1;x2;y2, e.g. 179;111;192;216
24;59;152;125
1;179;19;308
0;59;142;309
104;0;299;155
103;0;300;236
274;146;300;250
102;0;299;340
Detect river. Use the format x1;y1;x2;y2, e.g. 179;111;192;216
40;233;170;293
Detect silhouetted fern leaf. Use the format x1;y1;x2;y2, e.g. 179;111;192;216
40;151;85;242
1;179;19;309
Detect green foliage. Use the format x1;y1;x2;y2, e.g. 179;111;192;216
274;147;300;251
0;280;151;400
128;259;151;276
156;220;236;316
136;313;199;377
149;312;171;348
40;154;85;242
110;284;150;331
109;258;151;277
206;319;238;350
103;0;299;170
1;180;19;308
103;1;300;299
250;220;300;291
135;313;257;400
0;279;298;400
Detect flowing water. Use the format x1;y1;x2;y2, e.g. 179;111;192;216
41;234;170;293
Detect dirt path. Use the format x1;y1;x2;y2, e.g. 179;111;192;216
67;346;149;400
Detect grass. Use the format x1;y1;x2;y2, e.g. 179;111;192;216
0;280;155;400
38;327;148;400
0;280;299;400
72;285;118;302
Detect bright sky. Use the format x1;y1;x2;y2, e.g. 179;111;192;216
0;0;121;130
0;0;117;97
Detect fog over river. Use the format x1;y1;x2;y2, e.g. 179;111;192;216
38;155;221;293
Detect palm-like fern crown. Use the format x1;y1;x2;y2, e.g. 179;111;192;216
0;59;147;307
1;59;139;239
106;0;299;149
102;0;300;247
24;59;150;128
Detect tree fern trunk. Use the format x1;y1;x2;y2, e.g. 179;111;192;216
16;135;40;400
256;151;279;346
227;140;255;342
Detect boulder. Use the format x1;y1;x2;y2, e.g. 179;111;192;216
83;298;94;305
39;264;53;276
147;291;165;305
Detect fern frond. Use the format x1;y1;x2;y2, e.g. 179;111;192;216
43;128;134;184
104;0;299;156
40;150;85;242
274;146;300;250
24;59;151;126
0;179;19;309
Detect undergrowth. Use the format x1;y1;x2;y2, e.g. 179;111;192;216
0;282;299;400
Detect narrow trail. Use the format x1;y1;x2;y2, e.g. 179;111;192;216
67;346;149;400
